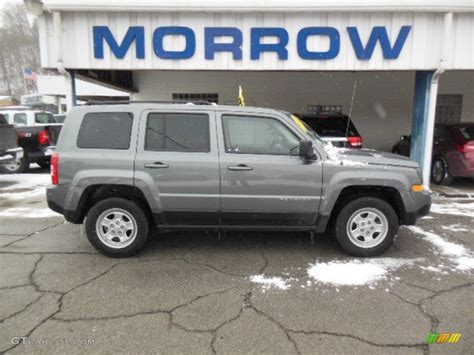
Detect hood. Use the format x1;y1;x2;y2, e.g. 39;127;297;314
323;145;420;169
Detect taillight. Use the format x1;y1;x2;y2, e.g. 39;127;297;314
456;142;474;154
51;153;59;185
347;136;363;148
38;130;51;146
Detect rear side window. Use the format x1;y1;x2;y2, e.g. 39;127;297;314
77;112;133;149
0;114;7;124
145;113;210;152
14;113;27;125
35;112;56;124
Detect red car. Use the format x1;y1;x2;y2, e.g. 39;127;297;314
431;123;474;185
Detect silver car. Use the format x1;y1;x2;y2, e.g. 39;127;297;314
47;103;431;257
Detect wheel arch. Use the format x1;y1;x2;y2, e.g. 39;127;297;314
327;185;406;229
73;184;154;225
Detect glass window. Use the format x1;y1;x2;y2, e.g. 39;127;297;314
77;112;133;149
14;113;27;125
222;115;300;155
145;113;210;152
35;112;56;124
0;114;7;124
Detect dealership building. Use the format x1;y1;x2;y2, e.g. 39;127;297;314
28;0;474;184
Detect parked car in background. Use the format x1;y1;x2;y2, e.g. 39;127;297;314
54;114;67;123
294;113;363;148
431;123;474;185
0;114;23;167
392;135;411;157
392;123;474;185
47;103;430;258
0;110;62;173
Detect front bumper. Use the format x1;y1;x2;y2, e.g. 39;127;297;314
404;198;431;225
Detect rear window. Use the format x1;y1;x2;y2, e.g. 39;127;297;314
35;112;56;124
77;112;133;149
456;126;474;140
299;116;359;137
145;113;210;152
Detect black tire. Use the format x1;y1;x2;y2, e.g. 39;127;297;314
0;155;29;174
431;157;454;185
334;197;399;257
85;198;149;257
37;160;51;170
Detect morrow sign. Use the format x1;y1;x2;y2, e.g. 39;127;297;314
93;25;412;61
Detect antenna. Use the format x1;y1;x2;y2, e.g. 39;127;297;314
346;80;358;138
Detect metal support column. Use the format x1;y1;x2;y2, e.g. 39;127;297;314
410;71;434;174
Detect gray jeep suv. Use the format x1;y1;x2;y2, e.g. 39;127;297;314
47;103;431;257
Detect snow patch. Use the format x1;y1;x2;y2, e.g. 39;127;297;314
249;274;291;291
0;207;60;218
323;142;366;167
430;202;474;218
407;226;466;257
407;226;473;271
0;173;51;191
307;258;418;286
441;224;469;233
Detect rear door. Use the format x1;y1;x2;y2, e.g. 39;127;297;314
217;112;322;227
134;109;220;225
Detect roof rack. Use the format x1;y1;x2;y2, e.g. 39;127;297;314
84;100;218;106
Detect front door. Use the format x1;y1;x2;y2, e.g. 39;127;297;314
217;112;323;226
134;109;220;225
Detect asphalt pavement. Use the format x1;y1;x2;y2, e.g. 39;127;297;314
0;166;473;354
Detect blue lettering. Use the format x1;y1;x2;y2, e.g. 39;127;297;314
250;28;289;60
153;27;196;59
347;26;411;60
93;26;145;59
205;27;243;60
297;27;340;60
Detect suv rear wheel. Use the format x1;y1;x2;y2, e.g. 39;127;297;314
85;198;149;257
334;197;398;257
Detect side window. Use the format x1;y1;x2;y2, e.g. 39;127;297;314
14;113;27;125
222;115;300;155
77;112;133;149
145;113;210;152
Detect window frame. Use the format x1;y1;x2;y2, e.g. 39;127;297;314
144;112;211;153
76;112;134;150
221;113;302;157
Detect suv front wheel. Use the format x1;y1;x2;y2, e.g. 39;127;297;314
85;198;149;257
334;197;398;257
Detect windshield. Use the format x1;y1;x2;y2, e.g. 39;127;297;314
35;112;56;124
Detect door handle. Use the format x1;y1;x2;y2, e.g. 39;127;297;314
227;164;253;171
144;162;169;169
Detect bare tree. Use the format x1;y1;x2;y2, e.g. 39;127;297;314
0;2;41;98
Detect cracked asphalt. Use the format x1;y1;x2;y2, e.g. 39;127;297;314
0;169;473;354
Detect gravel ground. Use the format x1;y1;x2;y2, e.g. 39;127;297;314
0;167;473;354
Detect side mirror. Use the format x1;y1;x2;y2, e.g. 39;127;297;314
299;140;316;160
400;135;409;141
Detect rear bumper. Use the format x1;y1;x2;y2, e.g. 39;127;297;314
47;186;84;224
28;146;56;162
0;147;24;164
